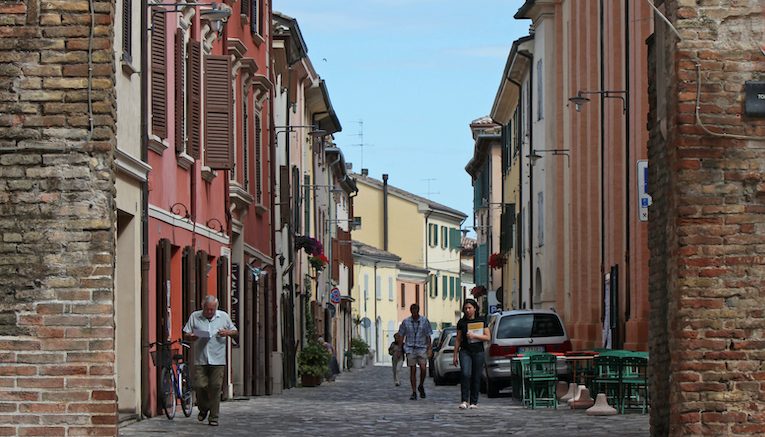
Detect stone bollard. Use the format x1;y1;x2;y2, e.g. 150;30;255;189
570;386;595;409
586;393;618;416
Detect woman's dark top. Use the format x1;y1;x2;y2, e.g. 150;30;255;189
456;316;487;353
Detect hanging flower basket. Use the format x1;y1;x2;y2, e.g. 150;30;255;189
295;236;324;256
308;253;329;271
488;252;506;270
471;285;487;298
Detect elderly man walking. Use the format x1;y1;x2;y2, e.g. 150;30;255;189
397;303;433;400
183;295;237;426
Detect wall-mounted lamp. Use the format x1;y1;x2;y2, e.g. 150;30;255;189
526;148;571;167
199;3;232;33
248;265;268;282
170;202;190;219
205;218;225;234
569;90;628;114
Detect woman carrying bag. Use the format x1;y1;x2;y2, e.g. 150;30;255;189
453;298;491;409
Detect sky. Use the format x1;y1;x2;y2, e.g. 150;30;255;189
273;0;530;228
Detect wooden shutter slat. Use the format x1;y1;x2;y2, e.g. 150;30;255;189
250;0;258;34
174;29;184;154
187;40;201;159
241;0;250;18
204;55;233;169
150;10;167;138
255;114;262;203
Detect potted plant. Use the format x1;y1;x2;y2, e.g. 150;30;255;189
350;337;370;368
308;253;329;271
488;252;506;270
298;339;330;387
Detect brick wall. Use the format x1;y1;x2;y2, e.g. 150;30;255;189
0;0;117;435
648;0;765;435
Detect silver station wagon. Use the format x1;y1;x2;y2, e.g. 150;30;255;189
483;309;571;397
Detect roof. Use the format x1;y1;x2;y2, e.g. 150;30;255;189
352;172;468;220
461;236;476;249
397;262;430;275
352;240;401;262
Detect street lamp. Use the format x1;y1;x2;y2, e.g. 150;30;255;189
569;90;628;114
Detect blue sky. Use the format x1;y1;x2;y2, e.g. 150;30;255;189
273;0;529;226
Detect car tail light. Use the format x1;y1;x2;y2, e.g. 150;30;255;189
546;340;572;353
489;344;517;357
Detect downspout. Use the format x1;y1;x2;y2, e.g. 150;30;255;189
382;174;389;251
424;210;432;318
327;151;342;305
599;0;606;327
373;261;379;363
518;50;533;309
267;51;278;398
139;0;150;418
508;77;523;310
623;0;632;340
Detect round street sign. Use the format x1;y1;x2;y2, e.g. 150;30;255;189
329;287;341;304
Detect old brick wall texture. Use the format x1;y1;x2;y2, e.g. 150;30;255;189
0;0;118;436
648;0;765;436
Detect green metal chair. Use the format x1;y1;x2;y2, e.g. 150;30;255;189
593;355;622;411
525;353;558;409
620;355;649;414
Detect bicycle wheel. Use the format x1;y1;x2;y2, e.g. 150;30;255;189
179;364;193;417
160;366;176;419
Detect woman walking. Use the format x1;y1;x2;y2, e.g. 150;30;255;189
453;298;491;409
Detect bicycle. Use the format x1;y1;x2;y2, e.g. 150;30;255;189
148;339;193;419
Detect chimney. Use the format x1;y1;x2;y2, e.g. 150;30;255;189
382;173;389;251
361;168;368;176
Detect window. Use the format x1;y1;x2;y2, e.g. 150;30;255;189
400;284;406;308
538;192;544;247
388;277;393;301
364;274;369;300
440;226;448;249
500;203;516;253
376;275;381;300
537;59;543;120
173;29;185;155
431;274;438;297
415;284;420;307
428;223;438;247
442;276;448;300
495;314;564;339
449;276;455;300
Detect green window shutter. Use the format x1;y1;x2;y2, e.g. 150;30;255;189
442;276;448;300
449;277;454;300
434;225;438;246
456;278;462;300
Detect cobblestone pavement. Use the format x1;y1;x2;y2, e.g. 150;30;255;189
120;365;649;436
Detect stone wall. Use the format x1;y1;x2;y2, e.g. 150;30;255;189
648;0;765;435
0;0;117;435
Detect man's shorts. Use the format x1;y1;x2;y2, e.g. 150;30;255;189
406;349;428;367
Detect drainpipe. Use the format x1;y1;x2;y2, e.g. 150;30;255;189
623;0;632;341
327;150;342;304
424;210;432;318
518;50;533;309
509;77;523;310
373;261;379;363
139;0;150;418
382;174;389;251
599;0;606;327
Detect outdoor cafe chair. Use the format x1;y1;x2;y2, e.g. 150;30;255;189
593;355;622;411
620;355;649;414
525;353;558;409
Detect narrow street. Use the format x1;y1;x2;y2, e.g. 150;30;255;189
119;365;649;436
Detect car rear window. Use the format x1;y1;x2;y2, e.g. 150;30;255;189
447;335;456;347
496;314;564;339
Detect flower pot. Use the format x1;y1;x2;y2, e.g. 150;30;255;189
301;374;322;387
352;355;364;369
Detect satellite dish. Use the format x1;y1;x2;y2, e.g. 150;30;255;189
360;317;371;328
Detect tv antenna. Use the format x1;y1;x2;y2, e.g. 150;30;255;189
421;178;439;199
347;119;373;169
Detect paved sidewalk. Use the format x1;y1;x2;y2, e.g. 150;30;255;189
120;365;649;436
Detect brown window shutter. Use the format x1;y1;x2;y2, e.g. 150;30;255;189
187;40;201;159
196;250;208;305
204;55;233;169
216;257;228;311
150;10;167;138
279;165;290;227
331;237;339;281
251;0;259;34
174;29;185;154
241;0;250;18
122;0;132;63
254;114;262;203
182;246;196;318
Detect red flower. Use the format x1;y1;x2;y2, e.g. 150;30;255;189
488;252;506;270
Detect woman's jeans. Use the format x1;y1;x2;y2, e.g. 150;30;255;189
459;349;485;404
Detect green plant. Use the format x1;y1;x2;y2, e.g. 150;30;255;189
350;337;370;356
298;340;330;378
